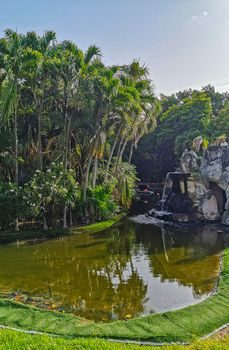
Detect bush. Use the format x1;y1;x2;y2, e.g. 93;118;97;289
22;163;78;222
0;163;79;230
74;184;118;223
106;159;138;209
89;184;118;220
0;182;21;229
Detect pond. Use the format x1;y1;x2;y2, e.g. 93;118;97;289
0;212;228;322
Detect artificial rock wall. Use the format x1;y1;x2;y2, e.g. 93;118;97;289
180;144;229;225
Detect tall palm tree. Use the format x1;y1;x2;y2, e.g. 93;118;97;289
71;47;102;207
24;30;56;170
0;29;27;230
117;61;160;165
56;42;101;227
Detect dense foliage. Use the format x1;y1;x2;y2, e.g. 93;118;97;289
0;29;159;230
133;85;229;181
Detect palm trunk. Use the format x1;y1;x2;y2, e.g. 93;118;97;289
63;205;67;229
83;155;93;203
36;94;44;229
116;136;123;160
69;209;73;226
92;155;98;188
34;88;43;171
114;136;124;175
14;105;19;232
114;138;128;176
43;216;48;231
69;136;73;226
63;115;71;169
105;125;122;180
83;155;93;223
37;102;42;170
63;114;71;229
128;141;134;164
119;138;128;162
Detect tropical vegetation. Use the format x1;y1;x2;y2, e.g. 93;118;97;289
0;29;159;230
133;85;229;181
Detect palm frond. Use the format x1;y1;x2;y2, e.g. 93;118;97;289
84;45;101;64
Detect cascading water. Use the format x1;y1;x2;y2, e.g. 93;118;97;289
147;172;194;223
161;173;173;211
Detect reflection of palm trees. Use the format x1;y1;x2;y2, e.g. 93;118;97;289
94;223;148;319
0;222;148;321
0;220;224;320
112;270;147;319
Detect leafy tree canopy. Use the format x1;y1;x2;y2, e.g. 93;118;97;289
133;86;229;182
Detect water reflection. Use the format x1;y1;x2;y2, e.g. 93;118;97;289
0;217;227;321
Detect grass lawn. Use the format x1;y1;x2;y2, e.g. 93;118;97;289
0;248;228;343
71;214;125;234
0;329;228;350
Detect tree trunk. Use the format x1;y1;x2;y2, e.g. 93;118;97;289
14;106;19;232
69;135;73;226
43;216;48;231
37;101;43;170
92;154;98;188
114;138;128;176
116;136;124;160
128;141;134;164
63;205;67;229
63;114;71;229
63;115;71;170
36;94;44;229
119;138;128;162
114;136;124;174
83;155;93;224
105;125;122;180
83;155;93;203
69;208;73;226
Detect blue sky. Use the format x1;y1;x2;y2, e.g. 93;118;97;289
1;0;229;95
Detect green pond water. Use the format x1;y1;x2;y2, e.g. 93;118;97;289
0;213;228;321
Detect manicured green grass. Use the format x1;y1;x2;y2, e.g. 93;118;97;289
0;329;228;350
71;214;125;234
0;248;228;343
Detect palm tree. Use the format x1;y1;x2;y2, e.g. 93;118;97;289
72;47;102;207
56;42;101;227
24;30;56;170
118;61;160;165
0;29;27;230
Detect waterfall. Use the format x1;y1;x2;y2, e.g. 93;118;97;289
147;172;194;224
161;173;172;211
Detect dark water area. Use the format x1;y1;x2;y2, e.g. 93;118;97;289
130;197;157;215
0;203;228;321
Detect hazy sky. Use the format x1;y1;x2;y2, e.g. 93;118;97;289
1;0;229;95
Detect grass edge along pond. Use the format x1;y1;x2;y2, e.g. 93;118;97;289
0;214;124;245
0;245;228;343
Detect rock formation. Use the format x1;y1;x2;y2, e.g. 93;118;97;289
180;143;229;225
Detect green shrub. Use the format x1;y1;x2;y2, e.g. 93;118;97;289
22;163;78;223
107;160;138;209
0;182;21;229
